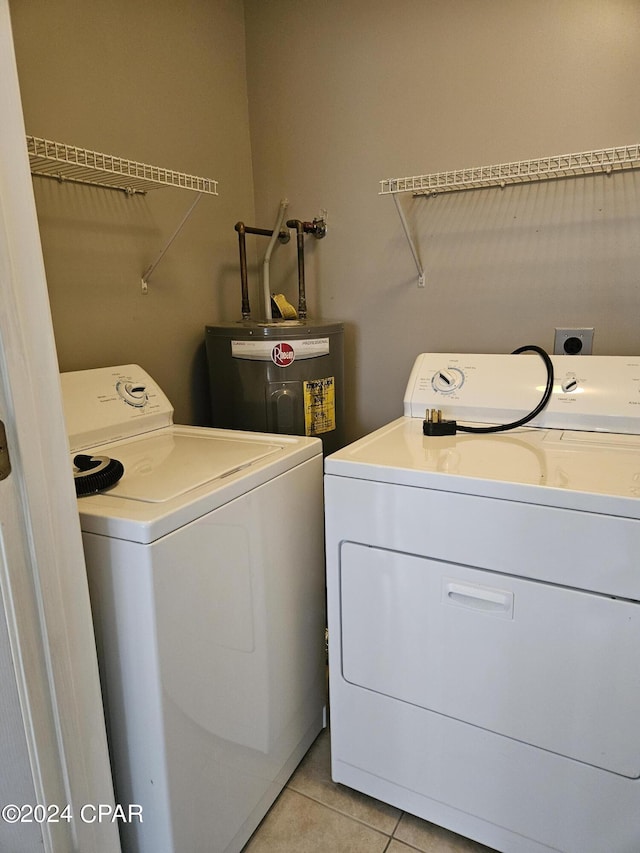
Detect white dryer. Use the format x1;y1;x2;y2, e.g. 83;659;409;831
324;353;640;853
62;365;326;853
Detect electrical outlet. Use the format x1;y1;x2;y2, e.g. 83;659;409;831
554;328;594;356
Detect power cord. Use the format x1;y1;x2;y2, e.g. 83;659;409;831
423;345;555;436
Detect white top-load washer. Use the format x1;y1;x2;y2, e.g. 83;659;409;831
62;365;326;853
324;353;640;853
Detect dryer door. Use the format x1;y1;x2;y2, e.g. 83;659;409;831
340;542;640;778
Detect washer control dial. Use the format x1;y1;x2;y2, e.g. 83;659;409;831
116;380;148;407
432;367;465;394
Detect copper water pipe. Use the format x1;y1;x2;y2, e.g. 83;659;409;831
235;221;290;320
286;219;307;320
234;222;251;319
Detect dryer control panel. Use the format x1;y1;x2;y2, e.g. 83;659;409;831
61;365;174;451
404;353;640;434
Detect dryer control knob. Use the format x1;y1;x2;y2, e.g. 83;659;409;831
561;377;579;394
432;368;464;394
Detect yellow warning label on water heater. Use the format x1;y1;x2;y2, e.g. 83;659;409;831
303;377;336;436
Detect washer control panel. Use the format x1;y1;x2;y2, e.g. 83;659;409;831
61;365;174;451
404;353;640;434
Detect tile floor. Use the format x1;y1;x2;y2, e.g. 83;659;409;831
242;728;498;853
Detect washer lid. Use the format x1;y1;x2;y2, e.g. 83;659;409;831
75;425;322;543
97;430;281;502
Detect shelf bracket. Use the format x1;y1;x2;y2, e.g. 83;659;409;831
140;192;203;293
392;192;425;288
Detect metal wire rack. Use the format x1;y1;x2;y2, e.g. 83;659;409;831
380;144;640;197
26;135;219;292
26;136;218;196
380;143;640;289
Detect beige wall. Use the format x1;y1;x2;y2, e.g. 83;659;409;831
10;1;640;439
245;0;640;439
10;0;256;425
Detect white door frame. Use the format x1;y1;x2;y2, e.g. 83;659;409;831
0;3;120;851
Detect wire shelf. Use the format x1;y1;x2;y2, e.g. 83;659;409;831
26;136;218;196
379;144;640;196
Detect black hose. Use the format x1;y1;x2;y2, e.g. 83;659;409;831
73;454;124;496
456;345;554;434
